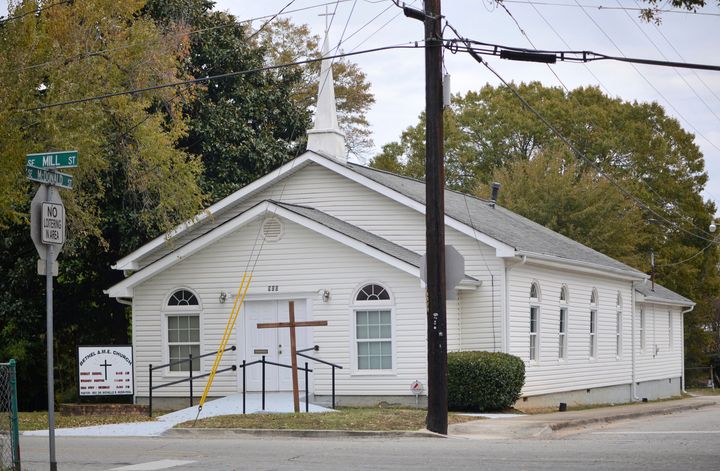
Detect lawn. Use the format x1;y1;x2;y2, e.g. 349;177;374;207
176;407;481;431
19;412;155;431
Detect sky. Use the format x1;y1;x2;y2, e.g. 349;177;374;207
2;0;718;220
231;0;720;221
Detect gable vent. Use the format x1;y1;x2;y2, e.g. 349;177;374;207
261;217;283;242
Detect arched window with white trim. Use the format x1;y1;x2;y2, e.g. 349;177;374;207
529;282;541;361
354;283;393;370
165;289;201;372
559;285;569;360
589;288;598;359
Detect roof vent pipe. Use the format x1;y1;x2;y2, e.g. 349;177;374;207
490;182;501;206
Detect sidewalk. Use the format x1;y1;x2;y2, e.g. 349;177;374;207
448;395;717;439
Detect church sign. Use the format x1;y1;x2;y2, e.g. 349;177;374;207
78;346;134;396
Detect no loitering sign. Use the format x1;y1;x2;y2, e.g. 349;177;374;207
41;202;65;245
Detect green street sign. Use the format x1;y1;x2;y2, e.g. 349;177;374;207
26;166;73;189
26;150;78;169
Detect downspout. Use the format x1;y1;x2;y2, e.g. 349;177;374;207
631;288;638;401
503;255;526;353
680;305;695;393
116;297;132;306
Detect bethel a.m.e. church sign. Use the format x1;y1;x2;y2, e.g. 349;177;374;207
78;346;134;396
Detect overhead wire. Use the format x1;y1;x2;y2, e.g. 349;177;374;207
499;0;720;17
444;21;719;246
570;0;720;154
0;0;71;25
493;0;570;91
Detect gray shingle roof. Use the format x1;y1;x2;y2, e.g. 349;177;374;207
348;163;646;277
633;281;694;306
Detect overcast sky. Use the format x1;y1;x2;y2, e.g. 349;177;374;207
3;0;718;221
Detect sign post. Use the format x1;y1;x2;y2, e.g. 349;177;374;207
26;150;77;471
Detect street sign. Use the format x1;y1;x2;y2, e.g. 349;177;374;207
26;150;78;169
41;202;65;245
30;185;62;265
26;166;73;189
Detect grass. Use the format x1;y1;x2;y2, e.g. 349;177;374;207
19;412;155;431
176;407;481;431
518;394;687;414
687;387;720;396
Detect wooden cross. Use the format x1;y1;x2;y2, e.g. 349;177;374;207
257;301;328;413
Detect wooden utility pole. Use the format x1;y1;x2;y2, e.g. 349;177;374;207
423;0;448;435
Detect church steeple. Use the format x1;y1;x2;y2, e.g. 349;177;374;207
306;35;347;163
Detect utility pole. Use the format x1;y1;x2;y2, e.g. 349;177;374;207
423;0;447;435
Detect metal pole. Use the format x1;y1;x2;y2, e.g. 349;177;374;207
9;359;21;471
261;356;266;411
305;362;309;413
189;353;193;407
332;366;336;409
242;360;246;414
424;0;448;435
45;185;58;470
148;364;153;418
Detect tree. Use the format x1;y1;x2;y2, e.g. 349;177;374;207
255;19;375;159
145;1;312;202
0;0;204;409
371;82;719;364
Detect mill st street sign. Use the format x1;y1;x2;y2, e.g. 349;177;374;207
26;166;73;189
26;150;78;169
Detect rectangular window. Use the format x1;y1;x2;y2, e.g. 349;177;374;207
168;315;200;371
530;306;539;361
356;310;392;369
640;309;646;351
559;308;568;359
616;311;622;357
668;311;673;350
589;309;597;358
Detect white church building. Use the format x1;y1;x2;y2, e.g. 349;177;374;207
107;38;694;409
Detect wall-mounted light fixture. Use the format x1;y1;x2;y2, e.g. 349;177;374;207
219;291;228;304
322;290;330;303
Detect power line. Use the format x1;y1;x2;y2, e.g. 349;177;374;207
0;0;71;25
444;22;718;245
493;0;570;91
12;0;354;74
20;44;422;112
655;236;718;267
569;0;720;154
499;0;720;17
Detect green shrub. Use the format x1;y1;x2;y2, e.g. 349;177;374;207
447;351;525;411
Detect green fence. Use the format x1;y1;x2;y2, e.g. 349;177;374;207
0;360;20;471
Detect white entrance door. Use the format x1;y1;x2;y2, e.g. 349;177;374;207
241;300;308;391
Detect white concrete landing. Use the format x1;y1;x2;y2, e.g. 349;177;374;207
24;392;333;437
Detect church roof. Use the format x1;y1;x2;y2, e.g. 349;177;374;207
633;281;694;307
347;163;646;278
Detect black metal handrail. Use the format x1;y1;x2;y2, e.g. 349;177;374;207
148;346;236;417
297;345;344;409
237;356;314;413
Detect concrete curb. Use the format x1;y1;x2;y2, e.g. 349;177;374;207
547;399;717;432
164;427;444;439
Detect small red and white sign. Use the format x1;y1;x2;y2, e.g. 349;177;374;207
410;380;424;395
78;346;133;396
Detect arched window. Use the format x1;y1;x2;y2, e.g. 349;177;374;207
559;285;569;360
354;284;393;370
589;288;598;358
165;289;201;372
529;282;541;361
616;292;623;358
356;284;390;301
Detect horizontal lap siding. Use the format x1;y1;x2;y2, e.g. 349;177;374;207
508;263;634;396
133;219;427;398
634;303;683;382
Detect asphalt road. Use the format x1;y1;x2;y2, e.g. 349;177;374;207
19;402;720;471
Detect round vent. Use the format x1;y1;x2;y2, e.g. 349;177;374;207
261;217;283;242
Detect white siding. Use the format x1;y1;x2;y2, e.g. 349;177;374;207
508;263;634;396
133;217;428;398
634;303;683;382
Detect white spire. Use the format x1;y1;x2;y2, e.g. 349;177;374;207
306;35;347;162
